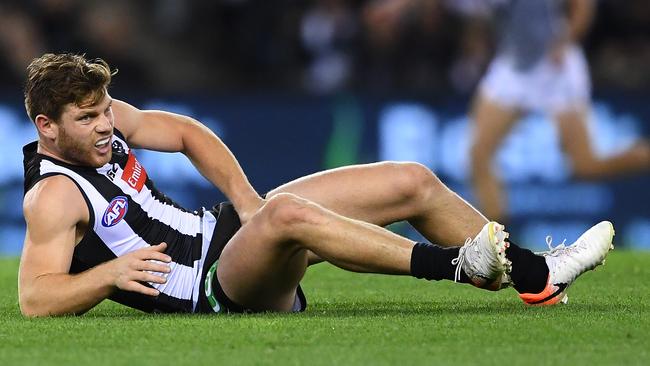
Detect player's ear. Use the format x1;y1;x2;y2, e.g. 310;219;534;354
34;114;59;140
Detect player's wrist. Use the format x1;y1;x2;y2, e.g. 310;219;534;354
94;260;123;293
234;195;265;225
231;189;262;213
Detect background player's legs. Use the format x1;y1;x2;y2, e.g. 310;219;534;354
217;193;417;311
469;94;521;223
555;108;650;178
267;161;487;247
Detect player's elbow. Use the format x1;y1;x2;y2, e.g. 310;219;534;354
19;298;75;318
20;307;46;318
179;117;215;154
19;295;49;318
19;288;63;318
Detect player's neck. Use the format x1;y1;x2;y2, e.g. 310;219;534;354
37;141;75;165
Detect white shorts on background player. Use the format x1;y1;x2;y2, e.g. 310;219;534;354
479;45;591;114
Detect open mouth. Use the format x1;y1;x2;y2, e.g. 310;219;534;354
95;136;112;153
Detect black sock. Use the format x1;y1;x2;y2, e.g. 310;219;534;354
410;242;470;283
505;240;549;294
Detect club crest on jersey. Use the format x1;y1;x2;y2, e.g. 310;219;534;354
112;140;126;157
102;196;129;227
121;153;148;192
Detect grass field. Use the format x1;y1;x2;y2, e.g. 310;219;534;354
1;252;649;366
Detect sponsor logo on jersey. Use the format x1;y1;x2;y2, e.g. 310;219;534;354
121;153;148;192
102;196;129;227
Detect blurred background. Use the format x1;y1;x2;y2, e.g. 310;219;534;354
0;0;649;254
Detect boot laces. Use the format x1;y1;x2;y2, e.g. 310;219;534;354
451;237;473;283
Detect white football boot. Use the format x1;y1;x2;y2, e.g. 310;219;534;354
519;221;615;305
452;221;511;291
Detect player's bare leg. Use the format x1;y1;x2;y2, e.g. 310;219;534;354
267;161;487;247
469;93;521;223
555;108;650;178
216;193;508;311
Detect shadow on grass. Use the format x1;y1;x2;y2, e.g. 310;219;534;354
15;298;642;321
298;300;636;318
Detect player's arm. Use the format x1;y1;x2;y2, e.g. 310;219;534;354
111;99;263;223
19;176;171;317
566;0;595;42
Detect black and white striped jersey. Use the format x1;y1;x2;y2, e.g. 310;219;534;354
22;129;217;313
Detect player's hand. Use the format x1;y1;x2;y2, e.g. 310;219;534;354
107;242;172;297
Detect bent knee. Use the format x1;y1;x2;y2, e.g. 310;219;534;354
381;161;443;203
263;193;326;232
571;159;601;179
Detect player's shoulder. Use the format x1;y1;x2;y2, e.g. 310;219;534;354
111;98;141;138
23;175;86;221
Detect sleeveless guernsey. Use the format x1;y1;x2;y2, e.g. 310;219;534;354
22;129;216;313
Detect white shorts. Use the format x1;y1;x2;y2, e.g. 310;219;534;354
479;45;591;114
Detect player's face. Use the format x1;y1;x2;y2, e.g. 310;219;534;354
55;94;114;168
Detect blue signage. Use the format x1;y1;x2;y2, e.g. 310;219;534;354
1;94;648;254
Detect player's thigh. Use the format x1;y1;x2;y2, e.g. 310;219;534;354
267;161;436;227
470;93;521;159
216;210;309;311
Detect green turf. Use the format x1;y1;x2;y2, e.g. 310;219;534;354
1;252;649;366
